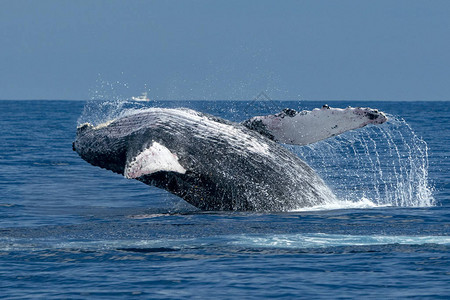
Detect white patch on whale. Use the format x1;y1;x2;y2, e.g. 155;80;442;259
124;141;186;179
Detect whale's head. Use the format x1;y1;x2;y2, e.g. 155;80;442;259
73;109;192;178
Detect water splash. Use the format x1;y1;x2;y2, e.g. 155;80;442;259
89;75;131;102
77;99;148;127
79;77;152;126
292;115;434;207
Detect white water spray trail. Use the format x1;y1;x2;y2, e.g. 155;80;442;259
376;126;401;206
79;78;152;126
294;115;434;207
366;129;387;203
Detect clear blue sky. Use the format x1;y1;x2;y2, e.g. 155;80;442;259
1;0;449;100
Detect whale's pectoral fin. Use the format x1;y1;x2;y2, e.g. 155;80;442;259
124;141;186;179
242;105;388;146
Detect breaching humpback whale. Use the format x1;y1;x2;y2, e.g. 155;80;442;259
73;105;387;211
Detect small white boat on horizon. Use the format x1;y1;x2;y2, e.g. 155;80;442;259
131;92;150;102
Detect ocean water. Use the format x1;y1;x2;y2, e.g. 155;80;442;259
0;100;449;299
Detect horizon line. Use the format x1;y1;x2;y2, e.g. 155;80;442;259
1;99;449;102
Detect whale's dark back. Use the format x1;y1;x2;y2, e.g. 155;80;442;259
73;108;335;211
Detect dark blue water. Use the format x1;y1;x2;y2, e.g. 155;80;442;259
1;100;449;299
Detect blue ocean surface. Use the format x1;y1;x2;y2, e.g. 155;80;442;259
0;100;449;299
